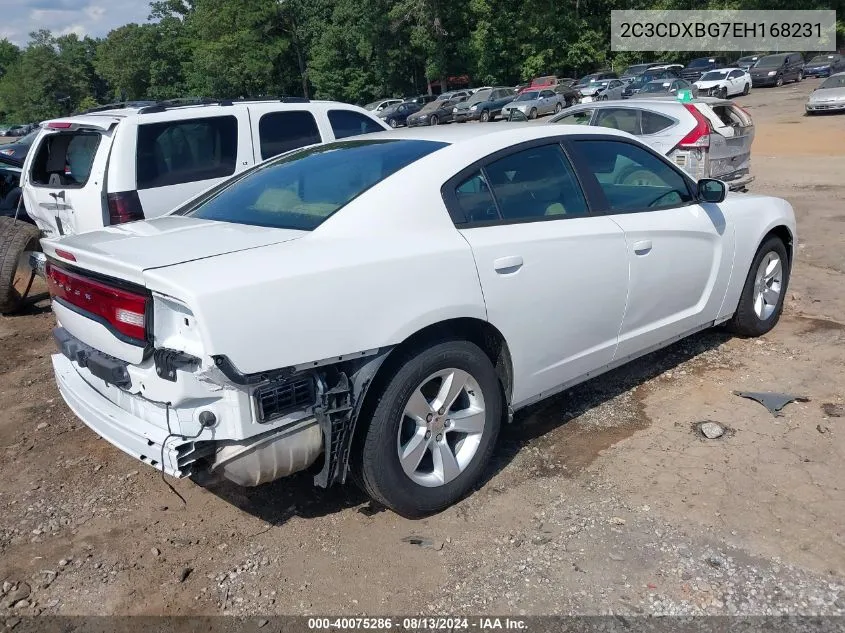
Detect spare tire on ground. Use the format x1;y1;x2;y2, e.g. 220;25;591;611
0;216;42;314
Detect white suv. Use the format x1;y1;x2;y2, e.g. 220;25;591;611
21;99;389;239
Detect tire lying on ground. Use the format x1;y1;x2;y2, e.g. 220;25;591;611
0;216;41;314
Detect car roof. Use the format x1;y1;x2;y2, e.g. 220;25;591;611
352;122;632;145
41;100;367;125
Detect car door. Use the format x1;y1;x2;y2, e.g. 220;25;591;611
566;136;735;360
445;141;629;406
608;80;623;99
539;90;555;114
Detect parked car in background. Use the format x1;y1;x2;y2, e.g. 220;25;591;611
0;128;40;163
405;94;438;106
750;53;804;87
555;78;577;88
453;87;516;122
407;98;464;126
436;90;472;102
0;125;11;136
693;68;751;98
549;97;755;191
379;101;422;127
578;78;625;102
364;98;403;113
5;125;32;137
636;78;698;99
21;99;388;242
803;54;845;78
622;67;682;98
553;82;580;106
620;62;668;83
0;154;24;217
519;75;558;94
501;89;566;119
574;71;619;91
736;54;764;71
42;124;794;517
681;57;729;83
805;73;845;114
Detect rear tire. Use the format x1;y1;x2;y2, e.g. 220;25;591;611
0;217;41;314
726;236;790;337
797;70;803;82
355;340;502;518
554;102;563;113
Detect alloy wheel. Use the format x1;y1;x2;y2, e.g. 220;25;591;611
396;368;486;488
752;252;783;321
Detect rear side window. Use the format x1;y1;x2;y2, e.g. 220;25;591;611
182;139;445;231
136;116;237;190
327;110;384;140
30;132;101;188
259;111;321;160
595;108;641;135
641;111;674;134
483;144;588;221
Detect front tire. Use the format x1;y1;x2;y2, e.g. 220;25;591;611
528;108;538;119
775;75;784;87
387;118;398;128
726;236;790;337
479;110;490;123
797;70;803;82
430;115;439;126
356;340;502;518
742;82;750;96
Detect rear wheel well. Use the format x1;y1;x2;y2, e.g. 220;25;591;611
349;318;513;460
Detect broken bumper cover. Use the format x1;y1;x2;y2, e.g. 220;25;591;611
53;353;204;477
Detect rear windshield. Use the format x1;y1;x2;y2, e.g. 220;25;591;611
136;115;237;190
700;71;729;81
179;139;446;231
30;131;101;188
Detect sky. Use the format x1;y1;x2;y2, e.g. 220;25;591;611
0;0;151;47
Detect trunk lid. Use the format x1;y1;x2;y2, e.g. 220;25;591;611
42;216;307;285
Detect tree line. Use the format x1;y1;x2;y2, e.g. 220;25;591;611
0;0;842;123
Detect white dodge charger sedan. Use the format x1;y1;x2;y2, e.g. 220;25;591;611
42;125;795;517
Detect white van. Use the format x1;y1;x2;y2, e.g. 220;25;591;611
21;99;389;239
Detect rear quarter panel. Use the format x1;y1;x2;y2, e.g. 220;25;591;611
143;173;487;374
716;194;796;320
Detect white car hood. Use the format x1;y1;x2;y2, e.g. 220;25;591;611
41;216;306;285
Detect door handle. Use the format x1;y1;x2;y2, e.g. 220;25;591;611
633;240;652;255
493;255;523;274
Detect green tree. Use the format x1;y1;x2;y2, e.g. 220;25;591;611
95;24;158;100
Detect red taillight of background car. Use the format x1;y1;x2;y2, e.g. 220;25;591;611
107;190;145;225
677;103;712;149
46;262;148;343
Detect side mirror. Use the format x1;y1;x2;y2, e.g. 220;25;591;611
698;178;726;203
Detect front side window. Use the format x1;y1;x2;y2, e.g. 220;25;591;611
328;110;384;140
482;144;588;221
258;111;321;160
571;139;692;212
181;139;446;230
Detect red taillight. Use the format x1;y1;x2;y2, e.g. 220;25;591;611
107;191;145;225
46;263;148;343
677;104;712;149
47;121;73;129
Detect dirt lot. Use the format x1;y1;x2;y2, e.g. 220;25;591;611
1;80;844;618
